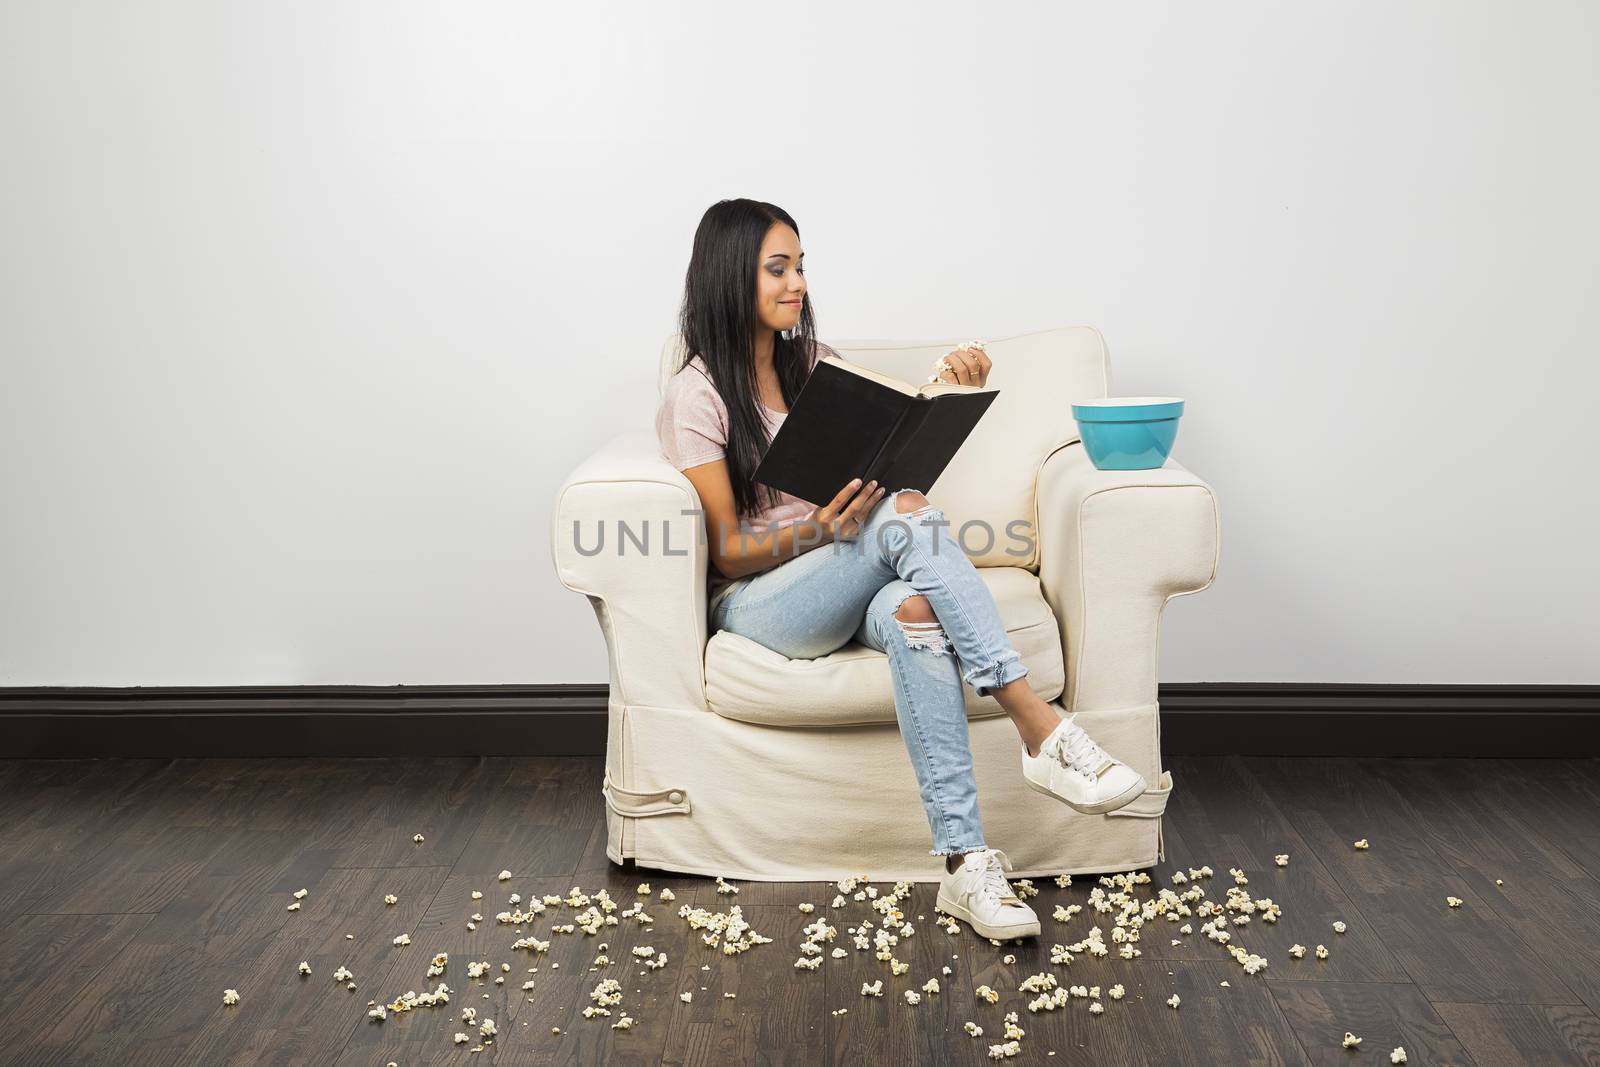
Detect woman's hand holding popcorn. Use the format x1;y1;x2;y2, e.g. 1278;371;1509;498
929;340;992;387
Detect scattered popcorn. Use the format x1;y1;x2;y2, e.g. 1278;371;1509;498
412;834;424;843
1090;1001;1104;1015
453;1033;469;1044
1290;944;1307;958
497;870;513;880
1354;839;1369;850
1109;984;1125;1000
222;988;240;1006
1315;945;1329;959
798;903;815;913
367;1006;385;1022
861;980;884;997
611;1016;634;1030
1446;896;1463;908
392;934;410;947
384;894;397;906
333;965;354;983
1054;874;1072;888
286;902;300;912
1391;1047;1407;1064
1343;1031;1363;1049
297;961;311;976
975;984;1000;1004
1002;953;1016;964
1274;854;1289;866
904;990;921;1005
660;887;676;901
715;876;740;895
637;883;650;894
1333;921;1347;934
922;978;940;994
1167;994;1181;1009
293;888;308;900
987;1039;1022;1059
479;1018;497;1038
964;1022;984;1037
471;890;482;900
679;991;693;1003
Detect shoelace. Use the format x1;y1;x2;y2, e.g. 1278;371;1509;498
1051;715;1111;777
976;850;1023;907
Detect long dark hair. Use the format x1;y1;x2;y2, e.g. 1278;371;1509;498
674;198;818;520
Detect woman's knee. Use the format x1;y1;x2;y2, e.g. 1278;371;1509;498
894;594;936;623
893;489;937;516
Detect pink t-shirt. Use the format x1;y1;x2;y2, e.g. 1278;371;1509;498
655;341;838;615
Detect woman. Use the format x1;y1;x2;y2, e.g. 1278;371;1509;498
654;198;1146;939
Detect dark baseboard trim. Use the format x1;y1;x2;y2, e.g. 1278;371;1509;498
1;682;1596;758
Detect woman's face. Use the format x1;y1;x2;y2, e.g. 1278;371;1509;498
755;223;806;333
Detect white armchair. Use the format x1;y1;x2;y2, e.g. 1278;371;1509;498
551;326;1220;882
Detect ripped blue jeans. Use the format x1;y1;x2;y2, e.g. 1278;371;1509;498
709;488;1031;857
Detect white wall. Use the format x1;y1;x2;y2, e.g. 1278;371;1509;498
2;0;1595;686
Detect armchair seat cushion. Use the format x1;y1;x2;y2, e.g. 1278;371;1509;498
704;567;1065;728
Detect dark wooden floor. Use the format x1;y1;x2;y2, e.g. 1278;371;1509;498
1;756;1598;1066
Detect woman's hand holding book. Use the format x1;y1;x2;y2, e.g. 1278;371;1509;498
808;477;885;543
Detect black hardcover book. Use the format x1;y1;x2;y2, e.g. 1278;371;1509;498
752;354;1000;507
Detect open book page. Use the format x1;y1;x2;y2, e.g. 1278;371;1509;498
819;355;982;399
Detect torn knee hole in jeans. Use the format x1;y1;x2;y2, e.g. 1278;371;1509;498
894;615;955;655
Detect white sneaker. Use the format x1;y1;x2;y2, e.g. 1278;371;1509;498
935;847;1041;940
1021;714;1147;815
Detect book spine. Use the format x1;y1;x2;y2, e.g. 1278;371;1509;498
862;404;914;487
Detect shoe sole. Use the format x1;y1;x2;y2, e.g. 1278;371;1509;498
935;891;1041;940
1022;769;1148;815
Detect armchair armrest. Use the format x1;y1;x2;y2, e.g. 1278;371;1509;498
551;429;711;713
1035;443;1220;713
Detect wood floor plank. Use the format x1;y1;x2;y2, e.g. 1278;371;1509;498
1155;756;1411;983
1246;757;1582;1005
1268;980;1475;1066
1433;1002;1600;1067
1397;759;1600;1017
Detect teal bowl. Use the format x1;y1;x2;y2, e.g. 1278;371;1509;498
1070;397;1185;470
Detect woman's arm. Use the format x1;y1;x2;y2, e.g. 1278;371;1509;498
681;460;882;580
